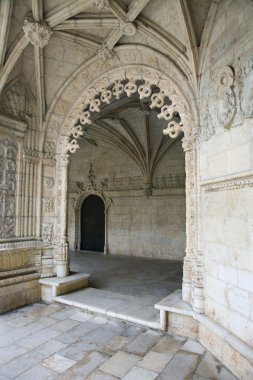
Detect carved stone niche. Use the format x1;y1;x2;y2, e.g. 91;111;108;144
0;139;18;238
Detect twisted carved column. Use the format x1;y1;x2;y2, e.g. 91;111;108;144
54;154;70;277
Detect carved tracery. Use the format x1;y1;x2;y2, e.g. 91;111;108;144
65;69;188;154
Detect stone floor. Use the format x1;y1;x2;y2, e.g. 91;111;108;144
62;251;183;327
70;251;183;303
0;302;238;380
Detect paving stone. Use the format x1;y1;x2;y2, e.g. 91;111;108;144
122;366;158;380
86;369;119;380
125;330;161;356
50;308;76;320
0;304;239;380
137;351;172;373
0;323;13;336
57;340;99;361
122;325;146;338
55;320;101;344
0;316;57;348
0;345;28;366
159;351;200;380
70;311;94;323
99;351;140;378
51;318;81;332
101;335;132;354
181;339;206;355
14;365;57;380
42;353;76;373
196;352;238;380
57;351;110;380
152;335;185;357
17;327;61;349
0;340;66;378
6;316;30;328
85;323;125;345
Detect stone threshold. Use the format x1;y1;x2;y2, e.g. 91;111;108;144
54;287;161;330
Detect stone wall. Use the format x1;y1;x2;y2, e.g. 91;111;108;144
199;0;253;350
68;138;186;261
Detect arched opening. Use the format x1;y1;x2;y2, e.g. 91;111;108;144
80;195;105;252
52;57;199;314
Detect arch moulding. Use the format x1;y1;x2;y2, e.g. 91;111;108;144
47;44;202;314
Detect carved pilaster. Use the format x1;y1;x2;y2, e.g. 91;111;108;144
182;134;198;304
54;154;70;277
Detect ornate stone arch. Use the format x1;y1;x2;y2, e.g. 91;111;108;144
49;45;202;314
74;188;112;255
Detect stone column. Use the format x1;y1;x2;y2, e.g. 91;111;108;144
54;154;70;277
192;138;205;313
182;135;197;304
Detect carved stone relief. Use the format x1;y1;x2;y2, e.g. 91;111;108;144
201;55;253;140
41;222;53;245
43;176;54;188
75;174;185;192
0;74;36;124
42;198;54;213
0;139;18;238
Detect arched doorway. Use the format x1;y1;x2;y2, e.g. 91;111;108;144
80;195;105;252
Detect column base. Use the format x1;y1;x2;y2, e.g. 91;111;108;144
56;260;69;277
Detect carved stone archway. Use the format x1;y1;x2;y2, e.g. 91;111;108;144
49;45;202;314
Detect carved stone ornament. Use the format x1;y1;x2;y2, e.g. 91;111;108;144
42;198;54;213
0;74;36;122
238;55;253;118
97;44;114;61
23;13;53;48
66;73;186;153
41;222;53;245
120;22;137;36
94;0;109;10
0;139;18;238
43;176;54;188
216;66;235;130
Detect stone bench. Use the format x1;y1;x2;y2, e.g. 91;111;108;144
155;289;198;338
39;272;90;302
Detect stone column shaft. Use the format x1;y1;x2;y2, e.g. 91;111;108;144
54;154;70;277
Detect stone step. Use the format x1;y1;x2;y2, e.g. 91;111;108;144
155;289;198;337
55;287;161;330
39;272;90;302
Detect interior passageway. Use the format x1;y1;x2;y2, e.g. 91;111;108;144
54;251;184;327
70;251;183;304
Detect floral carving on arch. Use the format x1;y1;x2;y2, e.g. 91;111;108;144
59;65;193;155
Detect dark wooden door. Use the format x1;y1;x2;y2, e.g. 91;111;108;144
80;195;105;252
